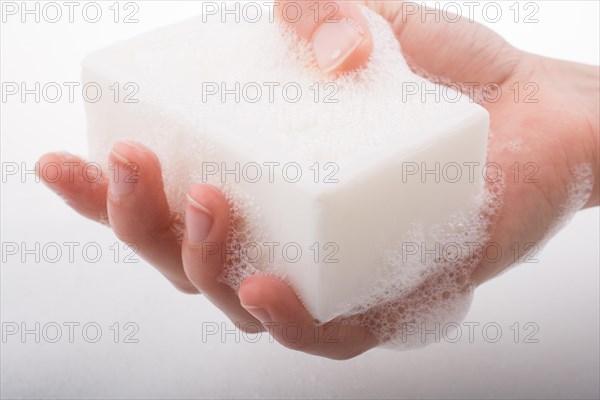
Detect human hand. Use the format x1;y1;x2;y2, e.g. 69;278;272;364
38;0;599;359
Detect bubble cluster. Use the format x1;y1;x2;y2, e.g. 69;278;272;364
85;5;590;350
216;187;262;291
332;187;501;348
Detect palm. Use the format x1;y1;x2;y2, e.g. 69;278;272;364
475;59;597;281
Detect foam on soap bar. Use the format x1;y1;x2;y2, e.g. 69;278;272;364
83;5;491;348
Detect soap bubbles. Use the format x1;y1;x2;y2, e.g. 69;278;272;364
86;4;595;351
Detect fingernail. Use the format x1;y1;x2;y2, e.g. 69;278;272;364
312;19;364;73
242;305;272;324
109;145;138;197
186;194;214;244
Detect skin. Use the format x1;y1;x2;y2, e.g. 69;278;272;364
38;1;599;360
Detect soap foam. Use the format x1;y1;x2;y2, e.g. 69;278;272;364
204;7;496;347
142;6;483;300
513;163;595;266
86;5;494;348
550;164;595;232
334;185;502;348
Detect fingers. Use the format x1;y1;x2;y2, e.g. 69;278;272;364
238;275;379;360
107;141;197;294
276;0;373;74
182;184;264;332
37;152;109;223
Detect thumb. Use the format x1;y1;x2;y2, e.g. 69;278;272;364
276;0;373;74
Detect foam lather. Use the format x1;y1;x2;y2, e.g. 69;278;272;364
83;6;490;328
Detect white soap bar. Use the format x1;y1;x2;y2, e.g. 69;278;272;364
83;7;489;322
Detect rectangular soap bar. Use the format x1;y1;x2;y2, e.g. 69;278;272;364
83;7;489;322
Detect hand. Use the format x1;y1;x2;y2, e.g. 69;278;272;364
38;1;599;359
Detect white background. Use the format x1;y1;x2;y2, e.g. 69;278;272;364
1;1;599;398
